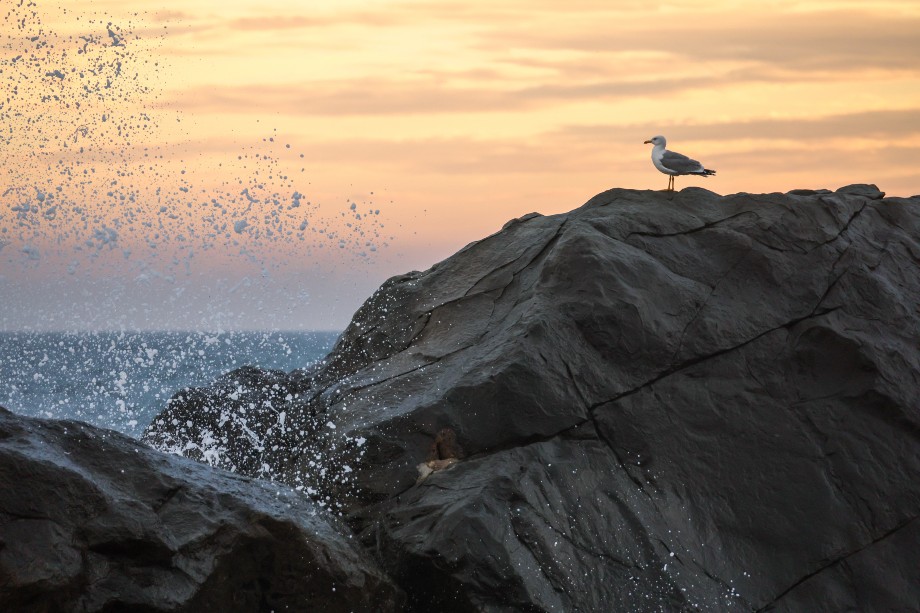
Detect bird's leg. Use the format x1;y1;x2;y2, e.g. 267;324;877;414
668;176;674;191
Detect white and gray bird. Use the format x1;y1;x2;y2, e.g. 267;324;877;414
644;135;716;191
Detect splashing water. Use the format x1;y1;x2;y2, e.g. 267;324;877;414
1;1;395;510
0;330;338;437
1;1;392;332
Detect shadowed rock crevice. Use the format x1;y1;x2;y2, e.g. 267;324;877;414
143;185;920;611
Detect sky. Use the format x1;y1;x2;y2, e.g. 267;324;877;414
1;0;918;331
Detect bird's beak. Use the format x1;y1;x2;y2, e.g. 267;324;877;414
643;140;651;144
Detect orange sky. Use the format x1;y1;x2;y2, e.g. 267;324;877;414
2;0;919;330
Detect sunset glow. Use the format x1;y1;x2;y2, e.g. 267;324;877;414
2;0;918;330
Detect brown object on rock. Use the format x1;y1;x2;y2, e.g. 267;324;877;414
426;427;464;462
418;429;463;484
416;458;459;484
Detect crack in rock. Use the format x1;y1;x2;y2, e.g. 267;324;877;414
756;515;920;611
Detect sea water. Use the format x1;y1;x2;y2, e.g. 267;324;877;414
0;330;338;438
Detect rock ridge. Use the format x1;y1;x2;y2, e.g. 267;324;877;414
139;183;920;611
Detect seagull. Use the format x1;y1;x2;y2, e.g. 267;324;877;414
644;135;716;191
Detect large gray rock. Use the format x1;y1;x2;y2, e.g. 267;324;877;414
146;185;920;611
0;406;402;612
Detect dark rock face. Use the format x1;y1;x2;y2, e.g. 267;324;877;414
0;407;402;612
145;185;920;611
143;365;301;479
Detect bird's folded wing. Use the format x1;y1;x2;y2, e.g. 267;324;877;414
661;150;704;173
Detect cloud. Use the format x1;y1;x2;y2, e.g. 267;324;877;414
557;108;920;144
159;57;914;118
149;10;192;22
59;1;920;80
226;12;401;31
476;10;920;73
159;73;753;117
227;16;326;31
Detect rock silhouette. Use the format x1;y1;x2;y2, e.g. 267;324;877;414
145;184;920;609
0;406;402;612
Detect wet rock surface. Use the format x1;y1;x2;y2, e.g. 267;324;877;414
146;185;920;611
0;406;402;612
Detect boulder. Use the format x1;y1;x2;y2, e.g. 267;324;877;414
0;406;402;612
146;185;920;611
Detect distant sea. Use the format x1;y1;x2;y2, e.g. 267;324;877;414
0;331;339;438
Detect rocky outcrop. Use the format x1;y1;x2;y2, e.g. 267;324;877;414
146;185;920;611
0;406;402;612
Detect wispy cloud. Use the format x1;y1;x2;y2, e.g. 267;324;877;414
558;109;920;144
226;12;401;31
160;76;734;116
160;64;916;120
475;10;920;73
175;3;920;73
